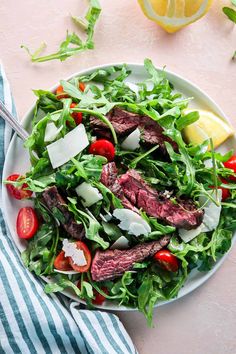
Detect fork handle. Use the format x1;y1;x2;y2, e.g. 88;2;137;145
0;100;29;141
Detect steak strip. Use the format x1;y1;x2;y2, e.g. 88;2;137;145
119;170;204;230
91;235;170;281
100;162;138;212
90;107;178;154
42;186;84;240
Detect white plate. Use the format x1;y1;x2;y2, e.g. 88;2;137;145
2;63;236;311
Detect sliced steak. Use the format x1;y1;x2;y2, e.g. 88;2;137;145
139;115;178;152
119;170;204;230
90;107;178;154
100;163;138;211
91;235;170;281
91;108;140;136
100;162;124;198
42;186;84;239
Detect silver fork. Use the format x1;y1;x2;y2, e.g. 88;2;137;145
0;99;29;141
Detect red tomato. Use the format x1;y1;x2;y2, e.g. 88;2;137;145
56;85;69;99
89;139;115;161
210;179;230;201
79;82;85;92
68;241;91;273
77;281;108;305
54;251;73;271
223;156;236;181
70;103;83;125
92;287;108;305
154;250;179;272
6;174;33;200
16;207;38;239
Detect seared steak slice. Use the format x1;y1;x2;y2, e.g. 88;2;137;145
101;162;124;198
119;170;203;230
100;163;138;211
90;108;140;136
139;115;178;152
90;107;178;154
91;236;170;281
42;186;84;239
92;128;112;141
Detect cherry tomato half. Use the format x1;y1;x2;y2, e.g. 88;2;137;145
70;103;83;125
89;139;115;161
210;179;230;201
6;174;33;200
223;156;236;181
78;82;85;92
16;207;39;239
56;85;69;99
54;251;73;271
68;241;91;273
154;250;179;272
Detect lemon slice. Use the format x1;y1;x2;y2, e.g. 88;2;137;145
137;0;213;33
183;110;234;149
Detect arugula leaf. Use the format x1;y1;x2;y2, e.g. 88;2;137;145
21;223;59;275
141;211;175;238
73;154;107;181
102;222;123;241
137;273;166;326
93;181;123;211
68;197;109;249
45;275;82;296
223;7;236;23
129;145;159;169
110;272;137;304
22;0;101;62
33;90;63;115
176;111;199;131
57;98;73;136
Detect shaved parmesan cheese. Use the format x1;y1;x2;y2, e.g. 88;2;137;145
47;124;89;168
76;182;103;207
179;189;222;243
129;222;149;237
178;223;208;243
110;236;129;250
199;189;222;231
44;122;63;142
113;209;151;236
121;128;141;151
62;239;87;266
54;269;79;275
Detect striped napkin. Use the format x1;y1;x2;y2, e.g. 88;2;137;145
0;64;137;354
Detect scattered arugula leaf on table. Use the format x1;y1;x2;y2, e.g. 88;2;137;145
21;0;101;62
222;6;236;59
223;6;236;23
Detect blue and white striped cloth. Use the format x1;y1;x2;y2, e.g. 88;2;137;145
0;64;137;354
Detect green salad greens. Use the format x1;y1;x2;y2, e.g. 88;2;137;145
6;59;236;326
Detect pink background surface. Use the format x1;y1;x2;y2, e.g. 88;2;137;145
1;1;236;353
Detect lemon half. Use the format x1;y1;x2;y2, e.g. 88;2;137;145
138;0;213;33
183;110;234;149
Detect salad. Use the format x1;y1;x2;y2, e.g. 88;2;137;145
5;59;236;325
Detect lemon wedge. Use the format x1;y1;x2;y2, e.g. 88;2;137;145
137;0;213;33
183;110;234;149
